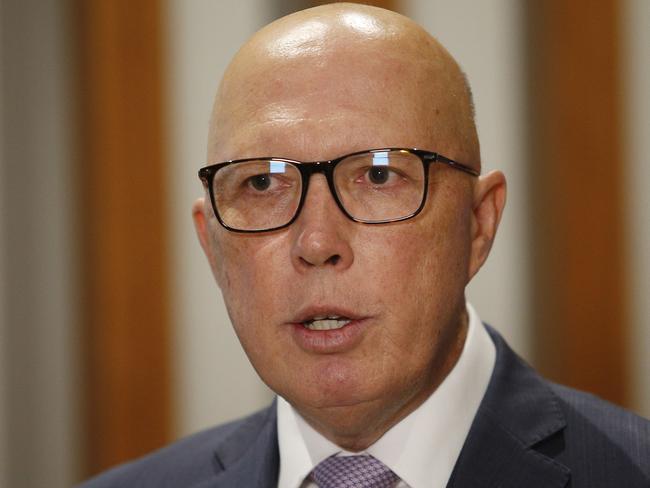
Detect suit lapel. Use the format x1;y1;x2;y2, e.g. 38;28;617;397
199;403;279;488
447;326;571;488
446;408;570;488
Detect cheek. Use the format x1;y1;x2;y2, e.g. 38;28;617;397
211;231;296;379
373;216;468;300
365;199;471;344
213;229;291;325
420;181;474;285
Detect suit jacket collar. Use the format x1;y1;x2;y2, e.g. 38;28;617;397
447;325;570;488
204;325;571;488
208;403;279;488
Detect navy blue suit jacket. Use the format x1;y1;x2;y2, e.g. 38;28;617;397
80;326;650;487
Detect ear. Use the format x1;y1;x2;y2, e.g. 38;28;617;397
192;197;218;270
467;170;507;281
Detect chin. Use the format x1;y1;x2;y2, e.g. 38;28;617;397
288;360;384;410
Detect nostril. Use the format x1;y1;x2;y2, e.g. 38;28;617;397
293;226;353;269
326;254;341;266
299;256;314;267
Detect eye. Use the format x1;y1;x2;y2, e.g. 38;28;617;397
249;173;272;191
367;166;391;184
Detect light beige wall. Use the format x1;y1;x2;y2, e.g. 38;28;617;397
0;3;7;482
407;0;531;358
165;0;275;437
625;0;650;419
0;1;80;486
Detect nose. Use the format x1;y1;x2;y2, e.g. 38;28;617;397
290;174;354;271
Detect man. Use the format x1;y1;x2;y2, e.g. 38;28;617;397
82;3;649;487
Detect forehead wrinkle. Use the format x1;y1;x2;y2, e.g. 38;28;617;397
225;112;388;163
214;68;416;160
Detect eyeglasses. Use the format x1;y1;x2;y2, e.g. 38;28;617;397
198;148;479;233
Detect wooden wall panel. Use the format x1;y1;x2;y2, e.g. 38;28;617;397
310;0;401;10
274;1;403;25
75;0;172;476
526;1;628;405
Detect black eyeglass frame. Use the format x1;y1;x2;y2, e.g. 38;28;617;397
198;147;480;233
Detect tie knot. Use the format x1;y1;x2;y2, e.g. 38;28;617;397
310;454;399;488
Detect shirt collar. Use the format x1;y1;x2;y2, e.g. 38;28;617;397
277;303;496;488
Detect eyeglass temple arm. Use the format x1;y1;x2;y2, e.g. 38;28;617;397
428;153;480;177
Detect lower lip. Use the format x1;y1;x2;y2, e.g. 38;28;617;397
290;319;368;354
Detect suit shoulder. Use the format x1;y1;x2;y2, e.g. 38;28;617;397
551;382;650;437
77;407;272;488
548;382;650;479
483;325;649;484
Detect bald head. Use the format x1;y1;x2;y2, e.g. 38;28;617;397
208;3;479;171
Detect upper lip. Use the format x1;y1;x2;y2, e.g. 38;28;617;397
291;305;364;324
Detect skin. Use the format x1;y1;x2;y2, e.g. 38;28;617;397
193;3;506;451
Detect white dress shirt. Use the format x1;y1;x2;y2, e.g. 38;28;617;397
276;303;496;488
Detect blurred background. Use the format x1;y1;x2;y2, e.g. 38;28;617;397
1;0;648;486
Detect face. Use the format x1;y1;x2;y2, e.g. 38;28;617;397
195;20;504;443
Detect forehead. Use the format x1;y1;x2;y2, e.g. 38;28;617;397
214;58;442;163
209;24;470;164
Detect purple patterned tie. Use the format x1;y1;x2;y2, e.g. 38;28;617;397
310;454;399;488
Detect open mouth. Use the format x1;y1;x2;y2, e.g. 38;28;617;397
302;316;352;331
